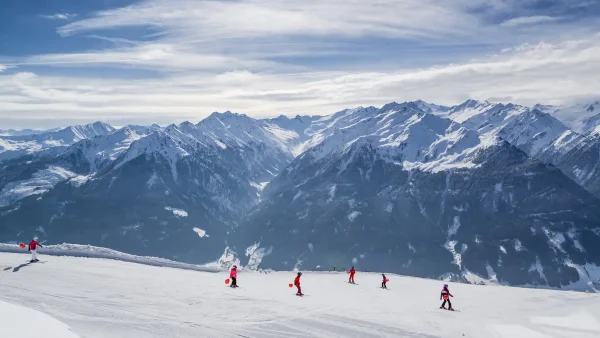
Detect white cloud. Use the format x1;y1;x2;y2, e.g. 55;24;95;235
56;0;482;40
2;0;600;128
40;13;77;20
500;16;560;27
2;33;600;127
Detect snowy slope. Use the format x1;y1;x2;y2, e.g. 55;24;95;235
0;166;80;207
447;100;570;157
1;253;600;338
0;122;114;162
536;102;600;134
69;125;157;172
0;299;80;338
302;102;494;173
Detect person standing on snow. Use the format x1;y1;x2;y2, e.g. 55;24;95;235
348;266;356;284
294;272;303;296
230;265;238;288
440;284;454;310
28;237;43;263
381;274;388;289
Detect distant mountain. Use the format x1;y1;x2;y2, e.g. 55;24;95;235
0;113;301;261
0;122;115;162
231;102;600;288
446;100;570;158
2;101;600;290
0;128;61;137
535;101;600;134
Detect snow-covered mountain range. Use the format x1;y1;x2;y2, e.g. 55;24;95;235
2;99;600;289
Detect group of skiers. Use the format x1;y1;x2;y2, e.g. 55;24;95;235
228;264;454;310
25;236;455;310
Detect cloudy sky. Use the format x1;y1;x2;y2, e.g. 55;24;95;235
1;0;599;128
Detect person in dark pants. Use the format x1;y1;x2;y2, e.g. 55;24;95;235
440;284;454;310
230;265;238;288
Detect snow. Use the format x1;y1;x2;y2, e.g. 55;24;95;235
245;242;272;270
514;239;526;252
114;131;190;181
0;166;78;207
192;227;209;238
165;206;188;217
1;252;599;338
69;175;90;187
448;216;461;237
0;122;114;162
147;172;159;188
0;299;80;338
0;243;218;272
249;181;269;192
347;211;361;222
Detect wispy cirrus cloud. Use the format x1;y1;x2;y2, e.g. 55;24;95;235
1;0;600;128
2;33;600;128
40;13;77;20
500;15;561;27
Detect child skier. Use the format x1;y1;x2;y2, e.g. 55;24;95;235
381;274;388;289
230;265;238;288
349;266;356;284
294;272;303;296
440;284;454;310
28;236;43;263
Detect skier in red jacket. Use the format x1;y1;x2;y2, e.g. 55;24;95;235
381;274;388;289
348;266;356;284
440;284;454;310
28;237;43;263
230;265;238;288
294;272;303;296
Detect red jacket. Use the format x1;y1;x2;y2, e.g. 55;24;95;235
230;268;237;278
294;276;301;286
350;268;356;276
29;240;41;251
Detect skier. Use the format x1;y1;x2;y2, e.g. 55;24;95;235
348;266;356;284
381;273;388;289
294;272;303;296
28;236;43;263
230;265;238;288
440;284;454;310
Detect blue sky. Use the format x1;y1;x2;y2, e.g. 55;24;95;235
1;0;600;128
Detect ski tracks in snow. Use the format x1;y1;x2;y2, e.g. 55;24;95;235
1;253;600;337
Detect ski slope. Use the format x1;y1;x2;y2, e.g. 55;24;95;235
0;299;80;338
1;253;599;338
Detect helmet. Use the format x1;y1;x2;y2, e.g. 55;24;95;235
233;265;237;269
297;272;302;275
33;236;38;241
443;284;448;288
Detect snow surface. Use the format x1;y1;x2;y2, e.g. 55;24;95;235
305;102;497;173
0;166;78;207
192;227;209;238
0;299;80;338
165;206;188;217
0;252;599;338
0;122;114;161
0;243;218;272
